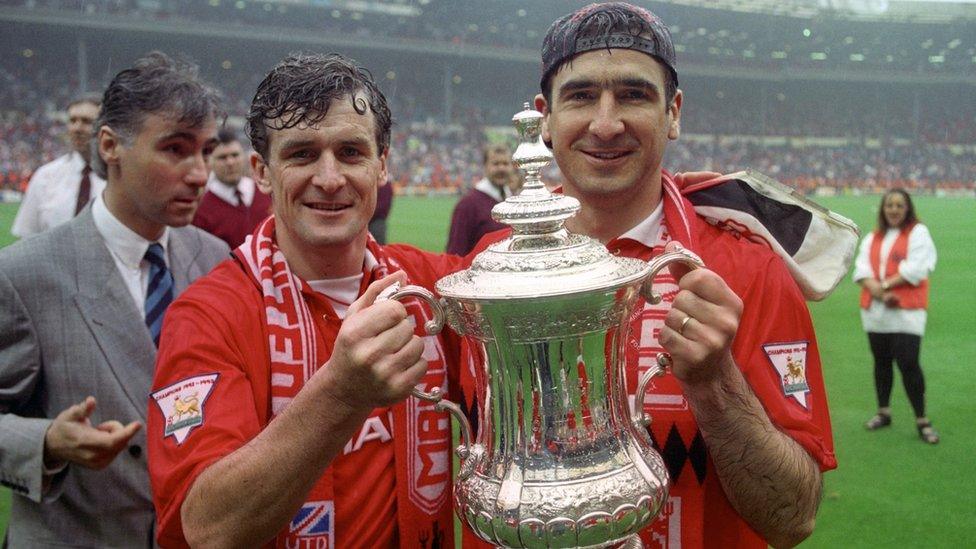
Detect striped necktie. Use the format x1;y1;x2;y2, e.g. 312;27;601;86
144;243;174;346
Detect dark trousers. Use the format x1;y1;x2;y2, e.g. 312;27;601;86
867;332;927;417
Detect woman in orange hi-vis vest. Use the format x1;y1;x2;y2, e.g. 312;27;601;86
853;189;939;444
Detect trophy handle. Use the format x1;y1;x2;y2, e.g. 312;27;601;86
383;284;476;465
383;284;445;336
632;353;671;428
633;248;707;429
639;247;706;305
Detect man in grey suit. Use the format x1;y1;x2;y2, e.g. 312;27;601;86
0;52;229;547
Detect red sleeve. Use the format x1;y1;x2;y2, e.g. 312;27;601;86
383;243;467;280
715;237;837;472
148;265;270;548
467;227;511;262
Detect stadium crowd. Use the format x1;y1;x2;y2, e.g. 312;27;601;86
2;0;975;196
3;102;974;196
666;139;976;194
684;94;976;144
3;72;973;195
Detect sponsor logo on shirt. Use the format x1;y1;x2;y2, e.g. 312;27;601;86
342;410;393;455
285;500;334;548
151;374;218;444
763;341;811;409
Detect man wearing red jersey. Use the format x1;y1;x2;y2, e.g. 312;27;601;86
147;53;462;548
460;3;836;548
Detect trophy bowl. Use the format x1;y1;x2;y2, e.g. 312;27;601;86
398;104;703;548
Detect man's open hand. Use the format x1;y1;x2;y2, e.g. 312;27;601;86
44;396;142;470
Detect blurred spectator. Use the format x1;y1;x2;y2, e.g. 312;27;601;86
192;128;272;248
446;143;517;255
10;93;105;237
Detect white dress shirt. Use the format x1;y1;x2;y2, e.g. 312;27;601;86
617;201;665;246
474;177;508;202
206;173;256;207
91;193;170;316
853;224;937;336
11;151;107;238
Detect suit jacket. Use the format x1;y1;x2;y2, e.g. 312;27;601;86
0;208;228;547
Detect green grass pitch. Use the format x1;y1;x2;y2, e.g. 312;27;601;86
0;194;973;546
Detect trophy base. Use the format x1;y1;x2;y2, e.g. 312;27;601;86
457;460;666;548
491;533;644;549
616;534;645;549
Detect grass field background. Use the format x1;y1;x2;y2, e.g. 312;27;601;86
1;194;973;546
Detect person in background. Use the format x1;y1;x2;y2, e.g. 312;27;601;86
445;143;517;255
368;179;394;244
0;51;227;547
11;94;106;237
853;188;939;444
192;128;272;248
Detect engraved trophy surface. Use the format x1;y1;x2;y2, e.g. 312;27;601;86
400;104;704;548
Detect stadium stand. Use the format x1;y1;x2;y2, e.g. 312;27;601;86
1;0;973;196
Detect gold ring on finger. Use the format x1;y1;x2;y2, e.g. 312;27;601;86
679;315;693;336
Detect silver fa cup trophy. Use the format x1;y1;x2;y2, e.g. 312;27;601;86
390;104;704;548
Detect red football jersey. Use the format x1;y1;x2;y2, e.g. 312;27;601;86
148;244;464;548
458;209;836;548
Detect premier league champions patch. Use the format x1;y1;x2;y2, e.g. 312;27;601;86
763;342;811;409
151;374;218;444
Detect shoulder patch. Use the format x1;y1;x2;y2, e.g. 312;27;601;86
762;341;811;409
151;374;219;444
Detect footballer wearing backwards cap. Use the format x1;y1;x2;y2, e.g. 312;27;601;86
459;3;836;548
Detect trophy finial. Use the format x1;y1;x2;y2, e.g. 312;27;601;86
511;104;551;190
491;103;579;236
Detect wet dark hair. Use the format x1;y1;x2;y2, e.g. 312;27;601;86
541;3;678;108
91;51;223;178
246;52;392;160
877;188;919;232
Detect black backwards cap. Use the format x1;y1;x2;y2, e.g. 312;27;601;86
540;2;678;92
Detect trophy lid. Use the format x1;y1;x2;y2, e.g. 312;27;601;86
436;104;651;301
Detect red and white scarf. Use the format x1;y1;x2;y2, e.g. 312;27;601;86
236;216;320;416
234;216;454;548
